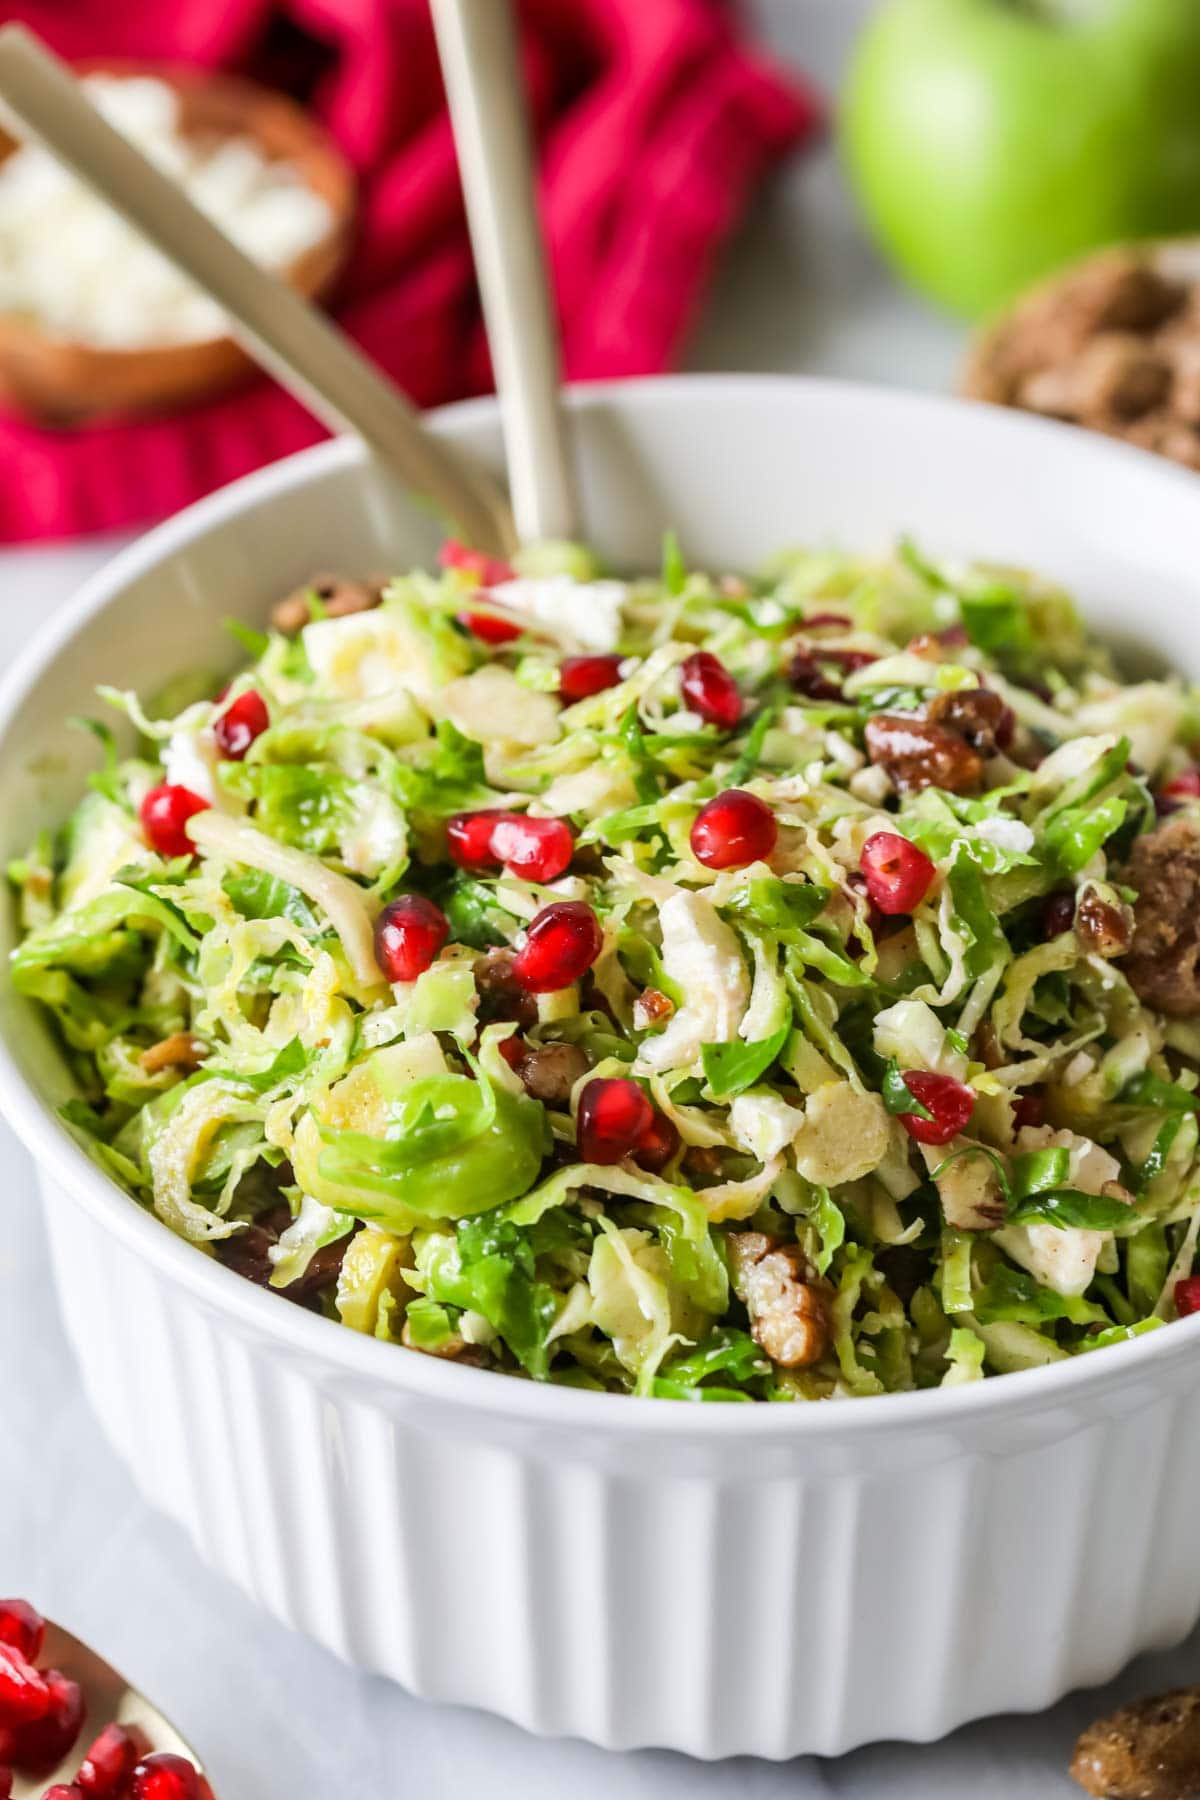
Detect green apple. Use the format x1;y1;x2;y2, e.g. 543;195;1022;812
842;0;1200;317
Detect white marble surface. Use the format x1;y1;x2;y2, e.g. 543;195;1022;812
3;4;1197;1796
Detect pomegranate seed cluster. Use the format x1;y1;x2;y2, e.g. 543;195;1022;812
15;537;1200;1399
0;1600;210;1798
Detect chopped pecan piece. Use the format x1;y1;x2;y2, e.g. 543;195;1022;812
683;1145;726;1182
1124;817;1200;1017
864;713;984;795
473;946;537;1027
633;987;675;1030
926;686;1015;754
139;1032;207;1075
270;571;383;634
1170;341;1200;425
509;1040;590;1106
726;1231;831;1369
1075;886;1133;960
1020;332;1170;422
1071;1686;1200;1799
1122;408;1200;471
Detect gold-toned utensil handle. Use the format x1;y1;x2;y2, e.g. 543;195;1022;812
431;0;579;545
0;25;516;556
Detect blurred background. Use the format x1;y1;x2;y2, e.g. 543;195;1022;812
6;2;1200;1797
0;0;1196;548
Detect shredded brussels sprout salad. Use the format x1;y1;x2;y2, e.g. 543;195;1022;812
12;534;1200;1401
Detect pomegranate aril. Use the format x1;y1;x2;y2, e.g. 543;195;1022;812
41;1787;83;1799
457;608;523;645
1176;1275;1200;1318
446;810;505;871
490;814;574;883
680;651;741;730
130;1754;204;1800
690;789;777;871
559;655;624;703
897;1071;976;1147
633;1109;681;1174
577;1077;655;1165
139;784;208;859
1157;767;1200;815
859;832;935;916
213;688;269;760
373;894;450;984
438;539;514;587
0;1602;43;1664
512;901;603;993
0;1644;49;1726
8;1668;83;1774
77;1722;143;1797
0;1765;9;1798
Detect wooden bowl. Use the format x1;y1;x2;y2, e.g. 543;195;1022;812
0;62;356;425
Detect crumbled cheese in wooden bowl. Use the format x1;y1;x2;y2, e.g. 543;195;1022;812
0;75;335;348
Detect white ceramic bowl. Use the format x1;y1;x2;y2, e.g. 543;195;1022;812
4;377;1200;1760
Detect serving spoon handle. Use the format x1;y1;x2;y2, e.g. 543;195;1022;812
0;25;516;558
430;0;579;545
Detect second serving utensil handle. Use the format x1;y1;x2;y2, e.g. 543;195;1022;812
431;0;580;547
0;25;516;558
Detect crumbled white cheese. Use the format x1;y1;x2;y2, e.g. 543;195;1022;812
974;817;1035;855
823;731;864;773
1016;1124;1122;1194
993;1222;1107;1299
993;1124;1128;1297
637;891;750;1073
849;765;893;806
0;75;333;348
488;577;628;654
163;727;219;805
662;708;706;736
729;1091;805;1162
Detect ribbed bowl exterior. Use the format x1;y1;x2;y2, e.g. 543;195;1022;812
6;385;1200;1759
42;1170;1200;1759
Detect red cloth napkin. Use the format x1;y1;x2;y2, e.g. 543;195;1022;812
0;0;819;542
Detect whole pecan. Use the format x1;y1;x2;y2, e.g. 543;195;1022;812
926;686;1015;754
1072;1686;1200;1799
864;714;985;795
726;1232;831;1369
509;1040;590;1106
271;571;384;634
